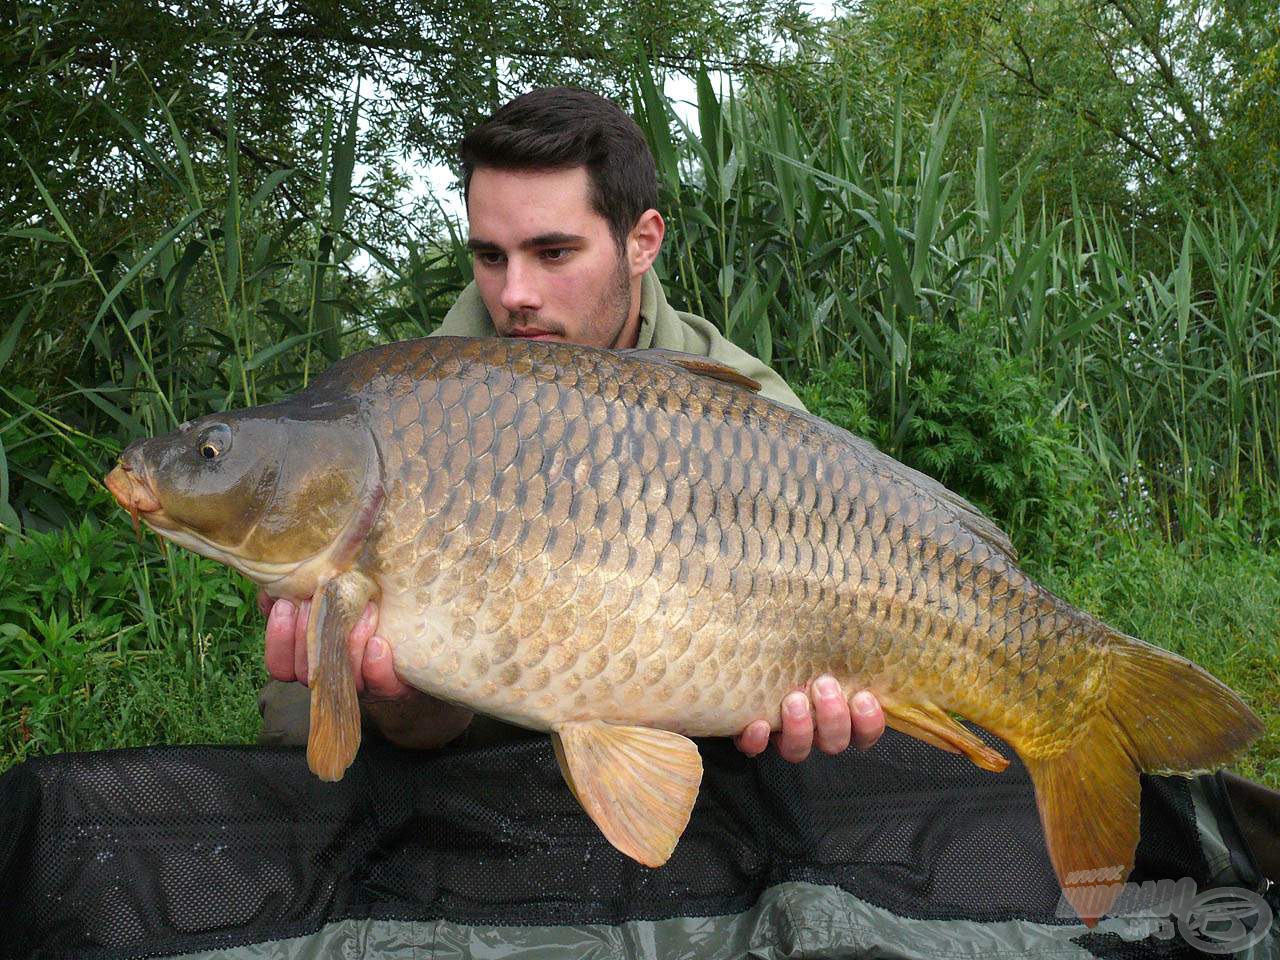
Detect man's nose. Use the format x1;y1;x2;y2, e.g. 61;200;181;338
499;259;541;315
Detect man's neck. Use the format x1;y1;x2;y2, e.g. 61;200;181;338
613;277;644;349
615;315;641;349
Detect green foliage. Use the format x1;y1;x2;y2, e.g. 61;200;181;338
633;75;1280;542
0;500;264;770
800;315;1099;553
0;79;467;535
794;0;1280;216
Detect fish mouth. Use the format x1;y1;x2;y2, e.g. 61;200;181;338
104;461;162;536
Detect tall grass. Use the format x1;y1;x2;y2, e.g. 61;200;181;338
4;69;1277;546
0;77;460;539
631;73;1280;543
0;68;483;765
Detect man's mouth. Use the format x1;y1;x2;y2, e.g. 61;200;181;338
507;325;560;341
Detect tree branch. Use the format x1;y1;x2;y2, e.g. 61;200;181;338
1101;0;1230;188
996;35;1176;175
261;24;784;76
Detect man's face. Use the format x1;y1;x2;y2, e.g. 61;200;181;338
466;166;639;349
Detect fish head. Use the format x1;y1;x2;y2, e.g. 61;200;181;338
104;401;380;587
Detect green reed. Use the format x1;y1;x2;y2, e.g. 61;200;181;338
631;70;1280;543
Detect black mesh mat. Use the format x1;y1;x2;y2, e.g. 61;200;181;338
0;728;1250;959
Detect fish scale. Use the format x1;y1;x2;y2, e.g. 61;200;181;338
105;335;1261;923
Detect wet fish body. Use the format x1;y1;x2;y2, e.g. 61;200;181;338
105;336;1261;924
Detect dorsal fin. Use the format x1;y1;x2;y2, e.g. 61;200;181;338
623;348;762;393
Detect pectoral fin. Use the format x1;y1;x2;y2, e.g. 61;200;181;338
881;697;1009;772
551;721;703;867
306;572;375;782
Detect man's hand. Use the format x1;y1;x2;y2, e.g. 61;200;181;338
260;590;417;701
259;590;474;750
733;678;885;762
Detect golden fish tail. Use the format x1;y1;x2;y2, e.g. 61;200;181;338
1021;630;1263;926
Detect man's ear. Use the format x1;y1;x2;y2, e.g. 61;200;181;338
627;209;665;278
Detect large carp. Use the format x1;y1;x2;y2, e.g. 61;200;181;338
104;336;1261;923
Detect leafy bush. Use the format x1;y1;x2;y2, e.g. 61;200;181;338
0;497;264;770
799;314;1100;555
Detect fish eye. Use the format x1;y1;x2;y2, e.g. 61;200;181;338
197;423;232;461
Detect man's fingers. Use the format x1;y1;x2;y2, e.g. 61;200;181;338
292;599;312;685
348;602;378;693
734;719;771;757
811;675;852;754
256;589;274;619
264;599;297;682
850;690;886;750
361;635;418;701
775;691;814;763
350;602;378;647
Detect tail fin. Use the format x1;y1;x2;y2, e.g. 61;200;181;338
1022;633;1262;926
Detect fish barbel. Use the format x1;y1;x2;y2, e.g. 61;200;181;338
103;336;1261;924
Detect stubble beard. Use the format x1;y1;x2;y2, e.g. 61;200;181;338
505;251;634;349
598;251;636;349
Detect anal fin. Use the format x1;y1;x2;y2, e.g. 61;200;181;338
552;721;703;867
881;697;1009;772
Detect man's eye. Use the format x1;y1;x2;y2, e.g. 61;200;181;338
476;251;505;266
541;248;571;261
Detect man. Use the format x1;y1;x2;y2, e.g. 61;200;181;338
257;87;887;760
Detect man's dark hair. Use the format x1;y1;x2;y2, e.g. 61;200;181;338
460;87;659;250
